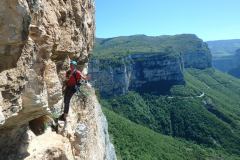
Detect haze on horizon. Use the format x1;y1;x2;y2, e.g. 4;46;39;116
95;0;240;42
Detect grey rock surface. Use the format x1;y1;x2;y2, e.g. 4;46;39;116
96;96;117;160
212;57;233;73
227;48;240;78
182;49;212;69
0;0;117;159
231;49;240;69
89;48;211;98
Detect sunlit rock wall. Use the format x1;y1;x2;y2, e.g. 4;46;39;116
89;53;185;98
89;38;212;98
0;0;116;159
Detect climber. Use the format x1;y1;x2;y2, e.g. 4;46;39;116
60;61;91;121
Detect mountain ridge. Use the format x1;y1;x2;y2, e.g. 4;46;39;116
89;34;211;98
205;39;240;55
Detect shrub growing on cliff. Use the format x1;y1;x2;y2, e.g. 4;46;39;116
95;88;101;102
29;115;52;136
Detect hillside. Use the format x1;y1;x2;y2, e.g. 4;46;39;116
103;107;240;160
211;47;240;75
93;34;210;60
90;34;240;159
205;39;240;56
211;56;233;73
206;40;240;73
100;68;240;159
89;34;211;98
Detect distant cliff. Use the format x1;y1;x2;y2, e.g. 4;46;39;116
89;53;184;98
231;48;240;68
89;35;212;98
205;39;240;55
206;39;240;73
228;48;240;78
212;56;233;73
210;48;240;78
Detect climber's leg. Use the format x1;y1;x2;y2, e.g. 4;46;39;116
63;86;76;120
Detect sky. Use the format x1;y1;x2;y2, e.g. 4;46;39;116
94;0;240;41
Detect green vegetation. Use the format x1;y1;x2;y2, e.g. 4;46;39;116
100;68;240;159
212;55;234;61
206;39;240;55
95;58;131;68
94;88;101;102
76;82;90;97
92;34;210;69
29;115;52;135
93;34;210;61
92;35;240;158
104;107;240;160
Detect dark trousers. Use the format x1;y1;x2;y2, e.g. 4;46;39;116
64;86;76;114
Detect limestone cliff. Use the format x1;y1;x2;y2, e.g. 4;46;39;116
89;53;185;98
88;38;212;98
0;0;116;159
181;48;212;69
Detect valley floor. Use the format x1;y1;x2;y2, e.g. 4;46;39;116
100;68;240;159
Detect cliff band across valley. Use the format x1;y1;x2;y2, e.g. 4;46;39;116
89;35;212;98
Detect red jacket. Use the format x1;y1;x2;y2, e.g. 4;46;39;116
66;70;83;86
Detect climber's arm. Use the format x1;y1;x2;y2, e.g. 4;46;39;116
81;74;91;81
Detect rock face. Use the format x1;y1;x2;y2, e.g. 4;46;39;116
21;86;116;160
230;48;240;69
89;48;211;98
0;0;116;159
0;0;31;72
210;49;240;77
228;48;240;78
89;53;184;98
212;56;233;73
182;48;212;69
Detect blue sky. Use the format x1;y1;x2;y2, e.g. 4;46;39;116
94;0;240;41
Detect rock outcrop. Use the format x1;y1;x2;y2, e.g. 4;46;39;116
0;0;116;159
20;86;116;160
181;48;212;69
0;0;31;72
88;43;211;98
89;53;185;98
